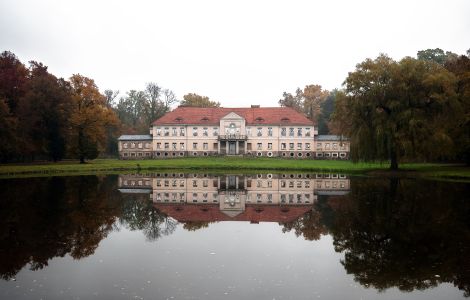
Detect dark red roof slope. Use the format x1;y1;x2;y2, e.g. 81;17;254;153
154;203;313;223
152;106;313;126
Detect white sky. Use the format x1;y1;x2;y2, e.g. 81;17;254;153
1;0;469;107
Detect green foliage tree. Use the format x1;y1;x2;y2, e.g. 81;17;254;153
417;48;457;65
332;54;458;169
181;92;220;107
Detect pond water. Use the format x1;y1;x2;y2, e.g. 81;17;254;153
0;173;469;300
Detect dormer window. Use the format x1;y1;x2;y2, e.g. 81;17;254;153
281;117;290;123
255;117;264;123
201;117;210;122
174;117;183;122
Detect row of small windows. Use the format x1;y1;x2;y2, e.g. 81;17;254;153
316;152;348;158
123;152;151;157
122;180;151;186
316;180;347;189
156;142;218;150
155;127;313;137
122;142;151;149
316;142;348;150
155;192;219;203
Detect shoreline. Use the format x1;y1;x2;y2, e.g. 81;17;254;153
0;158;469;181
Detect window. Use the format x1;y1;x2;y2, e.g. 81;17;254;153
305;181;310;188
305;128;311;137
267;143;272;150
333;143;338;150
180;127;185;136
203;180;208;187
123;153;128;157
281;143;286;150
281;128;286;137
246;127;251;136
131;143;135;148
164;180;169;187
257;143;262;150
172;180;177;187
172;127;177;136
180;143;185;150
305;143;310;150
203;143;208;150
180;180;185;187
297;143;302;150
164;143;169;150
297;128;302;137
123;143;128;149
247;143;252;150
156;127;162;136
297;181;302;188
281;180;286;188
172;143;177;150
325;143;330;149
289;181;294;188
213;143;218;150
289;143;294;150
257;127;262;137
267;181;272;188
193;127;198;136
164;127;169;136
203;128;208;136
257;180;262;187
213;127;218;136
340;153;346;158
145;142;150;149
192;180;197;187
289;128;294;137
267;194;273;202
268;127;273;137
316;142;322;149
193;143;197;149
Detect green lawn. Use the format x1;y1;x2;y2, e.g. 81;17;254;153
0;157;469;180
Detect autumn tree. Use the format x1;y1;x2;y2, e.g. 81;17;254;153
17;62;73;161
181;93;220;107
332;55;458;169
69;74;119;163
444;52;470;165
278;85;330;126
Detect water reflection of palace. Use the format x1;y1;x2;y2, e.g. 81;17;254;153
118;173;350;223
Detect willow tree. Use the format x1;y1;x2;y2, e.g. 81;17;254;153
69;74;119;163
332;55;458;169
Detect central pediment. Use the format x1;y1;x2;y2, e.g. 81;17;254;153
221;112;244;120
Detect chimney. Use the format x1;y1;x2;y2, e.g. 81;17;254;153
251;105;260;108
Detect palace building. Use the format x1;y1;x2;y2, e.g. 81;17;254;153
118;106;349;159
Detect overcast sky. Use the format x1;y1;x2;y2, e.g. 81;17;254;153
1;0;469;107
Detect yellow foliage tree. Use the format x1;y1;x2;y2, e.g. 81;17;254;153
69;74;119;163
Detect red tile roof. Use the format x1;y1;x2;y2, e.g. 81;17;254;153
154;203;313;223
152;106;313;126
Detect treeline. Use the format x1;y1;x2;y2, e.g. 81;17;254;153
0;51;121;163
331;48;470;168
279;48;470;168
1;51;217;163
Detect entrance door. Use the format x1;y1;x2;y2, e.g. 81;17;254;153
228;142;236;155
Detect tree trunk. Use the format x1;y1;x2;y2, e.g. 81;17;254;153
78;127;85;164
390;148;398;170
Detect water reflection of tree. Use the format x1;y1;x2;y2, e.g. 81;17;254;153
281;209;328;241
183;221;211;231
0;176;122;280
324;178;470;297
119;194;177;241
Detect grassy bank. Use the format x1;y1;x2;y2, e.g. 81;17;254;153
0;157;469;181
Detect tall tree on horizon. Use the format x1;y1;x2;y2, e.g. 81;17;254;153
180;93;220;107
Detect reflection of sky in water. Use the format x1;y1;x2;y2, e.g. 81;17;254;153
1;223;463;300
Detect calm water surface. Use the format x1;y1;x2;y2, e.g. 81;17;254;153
0;173;469;300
